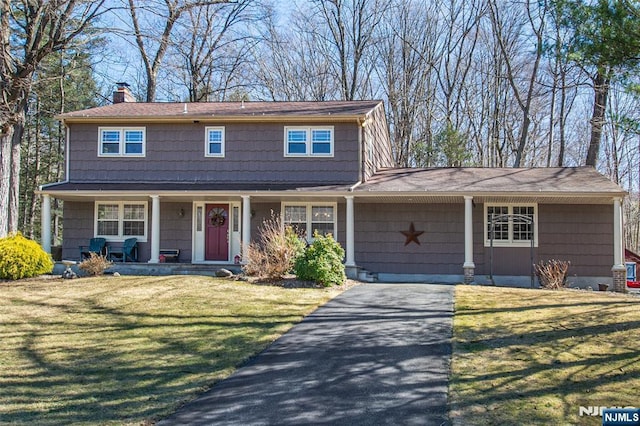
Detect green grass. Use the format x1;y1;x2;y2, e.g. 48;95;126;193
450;286;640;425
0;275;349;425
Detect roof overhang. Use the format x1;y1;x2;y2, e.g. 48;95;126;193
37;183;623;205
57;115;368;125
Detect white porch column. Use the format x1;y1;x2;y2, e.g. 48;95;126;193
612;197;626;292
242;195;251;262
149;195;160;263
463;195;475;283
345;195;355;267
41;194;52;254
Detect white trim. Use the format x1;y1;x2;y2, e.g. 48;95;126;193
205;126;225;158
94;201;148;242
281;201;337;241
149;196;160;263
345;196;355;266
242;196;251;263
98;127;146;157
284;126;334;157
463;196;475;268
613;197;624;267
484;202;538;247
41;194;51;253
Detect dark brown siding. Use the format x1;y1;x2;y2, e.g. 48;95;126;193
68;122;360;184
473;204;613;277
354;202;614;278
354;203;465;274
362;103;394;181
61;201;95;260
62;201;192;262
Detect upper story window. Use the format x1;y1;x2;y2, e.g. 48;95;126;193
99;127;145;157
205;126;225;157
282;202;337;241
95;202;147;241
484;203;537;247
284;126;334;157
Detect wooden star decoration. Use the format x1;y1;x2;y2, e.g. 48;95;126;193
400;222;424;246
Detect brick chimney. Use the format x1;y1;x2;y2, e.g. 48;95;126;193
113;82;136;103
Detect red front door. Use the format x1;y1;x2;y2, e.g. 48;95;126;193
205;204;229;261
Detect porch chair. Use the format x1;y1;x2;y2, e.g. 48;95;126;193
109;238;138;262
79;237;107;260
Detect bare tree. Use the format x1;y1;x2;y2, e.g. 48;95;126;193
127;0;230;102
488;0;547;167
168;1;260;102
252;5;340;101
375;0;440;166
0;0;106;238
313;0;388;101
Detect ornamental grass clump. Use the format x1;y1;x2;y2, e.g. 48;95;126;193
0;233;54;280
78;253;112;276
534;259;570;289
295;232;346;287
243;213;306;280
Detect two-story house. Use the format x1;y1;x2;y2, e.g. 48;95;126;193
39;84;628;290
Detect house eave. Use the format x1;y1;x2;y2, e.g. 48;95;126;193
56;114;368;125
36;187;625;204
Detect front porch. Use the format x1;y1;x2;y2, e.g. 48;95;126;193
53;261;243;278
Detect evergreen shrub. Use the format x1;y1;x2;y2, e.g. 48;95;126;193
0;233;54;280
295;232;346;287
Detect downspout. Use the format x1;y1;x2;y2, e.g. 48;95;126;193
358;118;364;182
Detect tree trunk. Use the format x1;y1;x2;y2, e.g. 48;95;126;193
586;70;610;167
10;117;24;234
0;125;12;238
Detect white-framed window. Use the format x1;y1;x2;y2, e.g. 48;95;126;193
95;202;147;241
284;126;334;157
484;203;537;247
282;202;337;241
98;127;145;156
205;126;225;157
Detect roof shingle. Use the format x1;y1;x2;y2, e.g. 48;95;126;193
57;100;382;120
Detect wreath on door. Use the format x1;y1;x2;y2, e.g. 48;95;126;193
208;207;228;227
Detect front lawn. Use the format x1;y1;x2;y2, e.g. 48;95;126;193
0;275;349;425
450;286;640;425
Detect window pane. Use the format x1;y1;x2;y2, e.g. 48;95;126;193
487;206;508;240
208;130;222;142
311;130;331;154
312;129;331;142
312;222;334;237
98;221;118;236
288;142;306;154
123;221;145;236
102;143;120;154
124;204;145;220
284;206;306;223
233;207;239;232
209;142;222;155
125;143;143;154
125;130;143;142
312;142;331;154
312;206;334;222
513;206;534;241
288;130;307;142
98;205;119;220
287;130;307;154
102;131;120;142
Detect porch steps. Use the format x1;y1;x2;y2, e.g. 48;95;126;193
358;268;378;283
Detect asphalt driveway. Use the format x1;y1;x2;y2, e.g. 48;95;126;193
158;283;454;426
